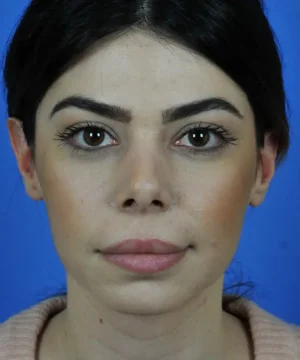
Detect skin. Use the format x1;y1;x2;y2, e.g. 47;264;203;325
8;29;278;360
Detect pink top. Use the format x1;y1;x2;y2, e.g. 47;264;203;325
0;295;299;359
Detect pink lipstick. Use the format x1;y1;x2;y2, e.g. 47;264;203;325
100;239;187;274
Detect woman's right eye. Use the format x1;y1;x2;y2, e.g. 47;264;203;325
74;126;118;149
55;124;119;153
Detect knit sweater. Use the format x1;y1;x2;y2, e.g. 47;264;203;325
0;296;299;359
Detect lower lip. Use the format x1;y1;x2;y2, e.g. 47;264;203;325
101;251;186;274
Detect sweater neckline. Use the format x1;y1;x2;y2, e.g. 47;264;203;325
3;295;298;360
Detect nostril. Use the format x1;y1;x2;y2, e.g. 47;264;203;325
123;198;135;207
121;199;164;210
152;200;163;207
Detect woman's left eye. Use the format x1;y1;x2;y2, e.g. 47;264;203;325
174;125;237;154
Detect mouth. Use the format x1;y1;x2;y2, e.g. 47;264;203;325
98;239;191;274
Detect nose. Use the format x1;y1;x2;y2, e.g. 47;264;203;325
111;152;173;214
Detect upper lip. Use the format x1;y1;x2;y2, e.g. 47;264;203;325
101;239;186;254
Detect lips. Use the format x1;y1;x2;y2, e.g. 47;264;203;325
99;239;188;274
101;239;186;254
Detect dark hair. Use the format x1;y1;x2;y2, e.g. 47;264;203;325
3;0;290;166
3;0;290;310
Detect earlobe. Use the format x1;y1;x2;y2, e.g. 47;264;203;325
249;133;278;207
7;118;43;201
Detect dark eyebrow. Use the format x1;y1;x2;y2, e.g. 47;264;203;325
50;96;243;123
162;97;243;123
50;96;132;123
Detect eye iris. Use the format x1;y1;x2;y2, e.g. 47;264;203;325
188;129;210;147
83;127;104;146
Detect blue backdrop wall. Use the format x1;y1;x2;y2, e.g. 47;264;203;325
0;0;299;324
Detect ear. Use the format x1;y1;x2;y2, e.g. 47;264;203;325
7;118;43;201
249;133;278;207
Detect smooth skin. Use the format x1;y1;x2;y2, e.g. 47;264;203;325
8;30;277;360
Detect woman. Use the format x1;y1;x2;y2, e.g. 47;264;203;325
0;0;299;359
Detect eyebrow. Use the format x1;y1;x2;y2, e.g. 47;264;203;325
50;96;243;123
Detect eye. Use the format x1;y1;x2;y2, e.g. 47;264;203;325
54;122;118;153
177;128;211;147
174;124;238;155
74;126;115;148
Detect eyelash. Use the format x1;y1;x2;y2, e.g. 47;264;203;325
175;123;238;155
54;121;118;153
54;121;238;156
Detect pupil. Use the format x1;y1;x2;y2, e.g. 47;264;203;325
84;127;104;146
188;129;209;147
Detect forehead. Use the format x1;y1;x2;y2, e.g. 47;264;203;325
39;30;251;118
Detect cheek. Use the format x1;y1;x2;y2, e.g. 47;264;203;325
37;158;110;248
181;159;256;252
206;174;251;246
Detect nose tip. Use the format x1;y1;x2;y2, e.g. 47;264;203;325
112;176;173;214
111;151;173;214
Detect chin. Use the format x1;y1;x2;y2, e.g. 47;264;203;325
97;281;191;315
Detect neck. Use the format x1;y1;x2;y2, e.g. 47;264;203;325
45;277;235;360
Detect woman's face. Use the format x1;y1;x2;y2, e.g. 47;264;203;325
12;30;276;314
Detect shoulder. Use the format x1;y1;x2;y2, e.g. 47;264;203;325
250;302;300;359
0;296;66;360
224;295;300;359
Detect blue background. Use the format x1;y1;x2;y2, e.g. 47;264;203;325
0;1;299;324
